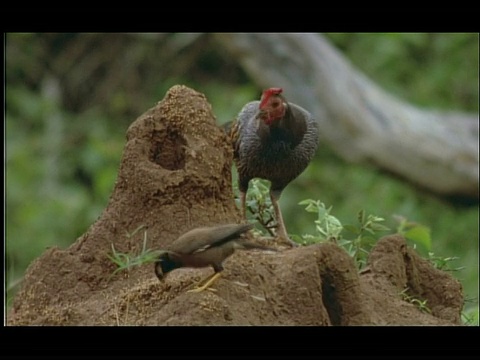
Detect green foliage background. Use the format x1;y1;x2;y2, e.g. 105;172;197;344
5;33;479;318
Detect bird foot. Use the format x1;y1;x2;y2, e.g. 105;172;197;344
276;235;298;248
187;286;217;293
186;272;221;293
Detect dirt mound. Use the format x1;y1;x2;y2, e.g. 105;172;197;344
7;85;463;326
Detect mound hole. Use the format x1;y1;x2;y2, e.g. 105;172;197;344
150;130;186;170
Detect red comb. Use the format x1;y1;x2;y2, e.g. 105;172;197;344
259;87;283;108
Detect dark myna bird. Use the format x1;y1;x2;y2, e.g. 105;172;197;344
155;223;273;293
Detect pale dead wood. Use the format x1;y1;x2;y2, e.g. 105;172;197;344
213;33;479;198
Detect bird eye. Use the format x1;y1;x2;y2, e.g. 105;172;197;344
271;101;280;108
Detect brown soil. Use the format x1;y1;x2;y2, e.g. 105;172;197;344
7;85;464;326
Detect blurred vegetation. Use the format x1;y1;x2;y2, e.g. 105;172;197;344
5;33;478;320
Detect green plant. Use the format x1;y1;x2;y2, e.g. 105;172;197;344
239;175;391;269
294;199;390;269
294;200;390;269
341;210;390;269
461;301;479;326
294;199;343;244
106;225;165;326
426;252;465;273
395;215;478;325
107;225;162;278
394;214;432;253
243;179;277;236
399;287;432;314
239;181;344;244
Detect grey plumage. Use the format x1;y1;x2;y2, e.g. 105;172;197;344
235;100;319;194
226;88;319;246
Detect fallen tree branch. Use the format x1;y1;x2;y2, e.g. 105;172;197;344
213;33;479;199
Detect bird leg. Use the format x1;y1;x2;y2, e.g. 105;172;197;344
187;272;222;293
241;187;296;247
270;191;298;247
240;191;247;219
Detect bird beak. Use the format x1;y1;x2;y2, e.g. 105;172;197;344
154;261;164;281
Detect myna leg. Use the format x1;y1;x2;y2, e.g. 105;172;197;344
187;272;222;293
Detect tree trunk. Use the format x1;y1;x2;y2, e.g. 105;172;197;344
213;33;479;199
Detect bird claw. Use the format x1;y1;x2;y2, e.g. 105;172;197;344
186;286;217;293
276;236;298;248
186;272;222;293
288;240;299;248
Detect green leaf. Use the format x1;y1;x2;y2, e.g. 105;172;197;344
359;235;377;247
343;224;360;235
369;223;391;232
304;203;319;213
404;225;432;251
126;224;146;238
357;209;366;225
368;215;385;223
289;234;304;242
337;238;351;247
298;199;314;206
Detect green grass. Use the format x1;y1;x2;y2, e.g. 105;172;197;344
107;225;163;278
399;288;432;315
